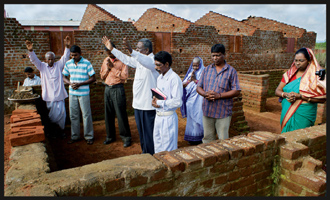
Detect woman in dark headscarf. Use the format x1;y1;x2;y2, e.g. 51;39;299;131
275;48;326;133
181;57;205;144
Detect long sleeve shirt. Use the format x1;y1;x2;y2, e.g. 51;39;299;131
28;48;70;102
100;57;128;85
111;48;159;110
156;68;183;112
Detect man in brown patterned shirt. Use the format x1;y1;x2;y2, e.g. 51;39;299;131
100;43;131;147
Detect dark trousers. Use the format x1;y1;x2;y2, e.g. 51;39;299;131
134;109;156;155
104;84;131;142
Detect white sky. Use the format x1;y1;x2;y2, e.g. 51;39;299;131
4;4;326;42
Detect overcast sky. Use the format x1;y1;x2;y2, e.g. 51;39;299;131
4;4;326;42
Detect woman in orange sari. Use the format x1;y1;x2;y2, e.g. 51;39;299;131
275;47;326;133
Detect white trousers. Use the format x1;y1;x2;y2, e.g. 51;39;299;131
46;100;66;130
153;112;178;154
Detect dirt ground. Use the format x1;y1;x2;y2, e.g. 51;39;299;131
3;97;282;176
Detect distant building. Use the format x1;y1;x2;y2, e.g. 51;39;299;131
19;20;80;31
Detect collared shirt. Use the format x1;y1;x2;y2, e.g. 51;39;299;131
28;48;70;102
197;62;241;119
100;57;128;85
62;56;95;96
111;48;159;110
23;74;41;86
155;68;183;112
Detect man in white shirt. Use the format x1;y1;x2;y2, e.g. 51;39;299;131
23;67;41;86
25;36;71;139
102;36;158;155
152;51;183;153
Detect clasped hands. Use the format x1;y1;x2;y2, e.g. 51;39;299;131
204;90;220;101
283;92;301;103
70;82;81;90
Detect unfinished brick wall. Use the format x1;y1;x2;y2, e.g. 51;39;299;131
195;11;256;36
134;8;193;33
5;124;326;196
242;16;306;39
79;4;121;31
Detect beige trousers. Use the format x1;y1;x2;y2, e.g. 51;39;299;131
202;115;232;143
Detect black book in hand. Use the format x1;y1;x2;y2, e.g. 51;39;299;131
151;88;167;100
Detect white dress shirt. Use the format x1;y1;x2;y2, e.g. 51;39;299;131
111;48;159;110
23;74;41;86
28;48;70;102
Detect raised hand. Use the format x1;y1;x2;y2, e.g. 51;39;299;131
102;36;113;51
64;35;71;48
25;40;33;52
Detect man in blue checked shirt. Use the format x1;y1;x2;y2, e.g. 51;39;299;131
63;45;96;145
196;44;241;143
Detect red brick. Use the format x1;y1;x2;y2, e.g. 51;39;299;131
238;137;265;153
12;109;37;115
10;118;42;128
307;132;326;146
184;146;217;167
247;132;275;150
198;143;230;163
153;151;185;172
10;113;40;123
279;178;303;195
280;142;309;160
9;128;45;147
214;140;244;159
171;149;202;170
237;154;259;168
214;174;227;185
239;166;254;177
229;135;256;156
105;178;125;193
253;169;272;181
305;190;326;196
301;156;323;172
253;131;286;146
150;168;168;182
221;183;232;193
290;170;326;193
232;176;255;190
82;183;103;196
200;179;213;188
143;180;174;196
280;158;303;171
129;175;148;187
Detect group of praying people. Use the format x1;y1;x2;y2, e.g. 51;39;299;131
22;34;326;155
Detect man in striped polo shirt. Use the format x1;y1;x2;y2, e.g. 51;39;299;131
63;45;96;145
196;44;241;143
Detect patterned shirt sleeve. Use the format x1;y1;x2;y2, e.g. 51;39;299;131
87;62;95;76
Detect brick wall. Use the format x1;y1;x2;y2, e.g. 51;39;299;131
195;11;256;36
79;4;121;31
5;124;326;196
277;125;326;196
134;8;193;33
242;16;306;39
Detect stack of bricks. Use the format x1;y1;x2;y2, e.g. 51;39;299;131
238;72;269;112
9;106;45;147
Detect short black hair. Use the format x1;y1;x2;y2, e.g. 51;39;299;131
104;41;116;51
154;51;172;67
24;67;33;73
295;47;311;61
70;45;81;54
211;44;226;54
